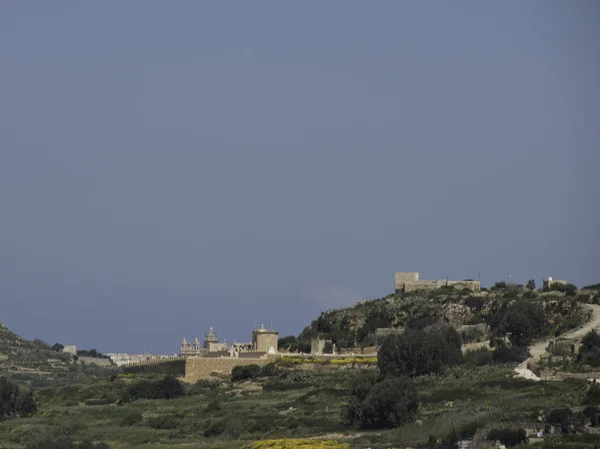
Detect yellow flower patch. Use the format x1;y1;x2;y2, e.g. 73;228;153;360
242;438;349;449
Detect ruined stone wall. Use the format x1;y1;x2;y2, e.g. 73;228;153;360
402;280;480;293
446;280;481;291
395;272;419;289
239;352;266;358
184;356;271;380
311;339;327;354
78;356;113;367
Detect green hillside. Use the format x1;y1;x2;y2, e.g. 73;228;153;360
297;284;598;349
0;322;115;388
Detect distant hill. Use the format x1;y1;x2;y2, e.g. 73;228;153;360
296;284;598;350
0;322;116;388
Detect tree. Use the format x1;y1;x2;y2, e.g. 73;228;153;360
578;331;600;367
490;281;508;291
0;376;36;418
378;323;462;378
496;300;546;347
345;376;418;429
526;280;536;290
231;364;261;381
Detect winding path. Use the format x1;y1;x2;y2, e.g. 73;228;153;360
515;304;600;380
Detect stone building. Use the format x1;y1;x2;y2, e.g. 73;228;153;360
395;272;480;294
252;325;278;354
180;327;226;355
180;325;278;356
543;276;567;290
62;345;77;355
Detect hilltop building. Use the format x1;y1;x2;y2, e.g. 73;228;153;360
543;276;567;290
395;272;480;294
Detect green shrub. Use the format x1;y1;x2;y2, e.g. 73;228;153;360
579;331;600;367
120;411;143;427
188;379;220;394
488;299;546;346
463;348;494;366
260;362;278;377
487;428;527;447
345;376;418;429
146;415;178;430
378;323;462;378
0;376;37;418
21;428;110;449
263;379;310;391
231;364;261;381
492;345;528;364
490;281;507;291
585;384;600;405
120;376;185;403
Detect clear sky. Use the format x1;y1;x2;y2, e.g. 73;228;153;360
1;2;598;354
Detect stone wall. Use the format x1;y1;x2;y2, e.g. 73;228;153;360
446;280;481;291
395;272;420;285
78;356;113;367
184;356;272;381
123;358;186;376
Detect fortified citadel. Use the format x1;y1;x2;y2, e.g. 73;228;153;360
123;271;573;381
395;271;481;294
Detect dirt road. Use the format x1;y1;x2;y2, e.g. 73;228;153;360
515;304;600;380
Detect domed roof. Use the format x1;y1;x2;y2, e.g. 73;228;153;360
256;324;267;332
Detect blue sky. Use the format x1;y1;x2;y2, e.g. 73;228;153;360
1;2;598;354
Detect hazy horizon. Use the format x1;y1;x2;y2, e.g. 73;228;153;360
1;2;598;354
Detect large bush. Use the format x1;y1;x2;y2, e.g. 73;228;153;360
345;376;418;429
487;428;527;447
378;323;462;378
578;331;600;367
490;299;546;346
0;376;36;419
231;364;262;381
120;376;185;403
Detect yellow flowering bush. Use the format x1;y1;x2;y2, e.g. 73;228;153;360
279;356;377;365
242;439;349;449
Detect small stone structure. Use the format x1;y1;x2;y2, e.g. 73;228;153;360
310;338;335;355
62;345;77;355
252;325;278;354
543;276;567;289
395;272;480;294
375;328;405;340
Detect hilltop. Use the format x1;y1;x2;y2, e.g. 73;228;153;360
0;322;115;388
295;283;600;351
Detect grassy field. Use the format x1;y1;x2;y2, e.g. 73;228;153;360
0;362;595;449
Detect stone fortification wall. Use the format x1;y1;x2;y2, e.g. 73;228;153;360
446;280;481;291
78;356;113;367
239;352;266;358
123;357;187;376
184;356;271;380
395;272;420;284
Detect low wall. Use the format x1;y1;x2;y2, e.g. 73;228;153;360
184;356;272;381
78;356;113;367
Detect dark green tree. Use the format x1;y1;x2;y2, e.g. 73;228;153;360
578;331;600;367
378;324;462;378
346;377;418;429
497;300;546;346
